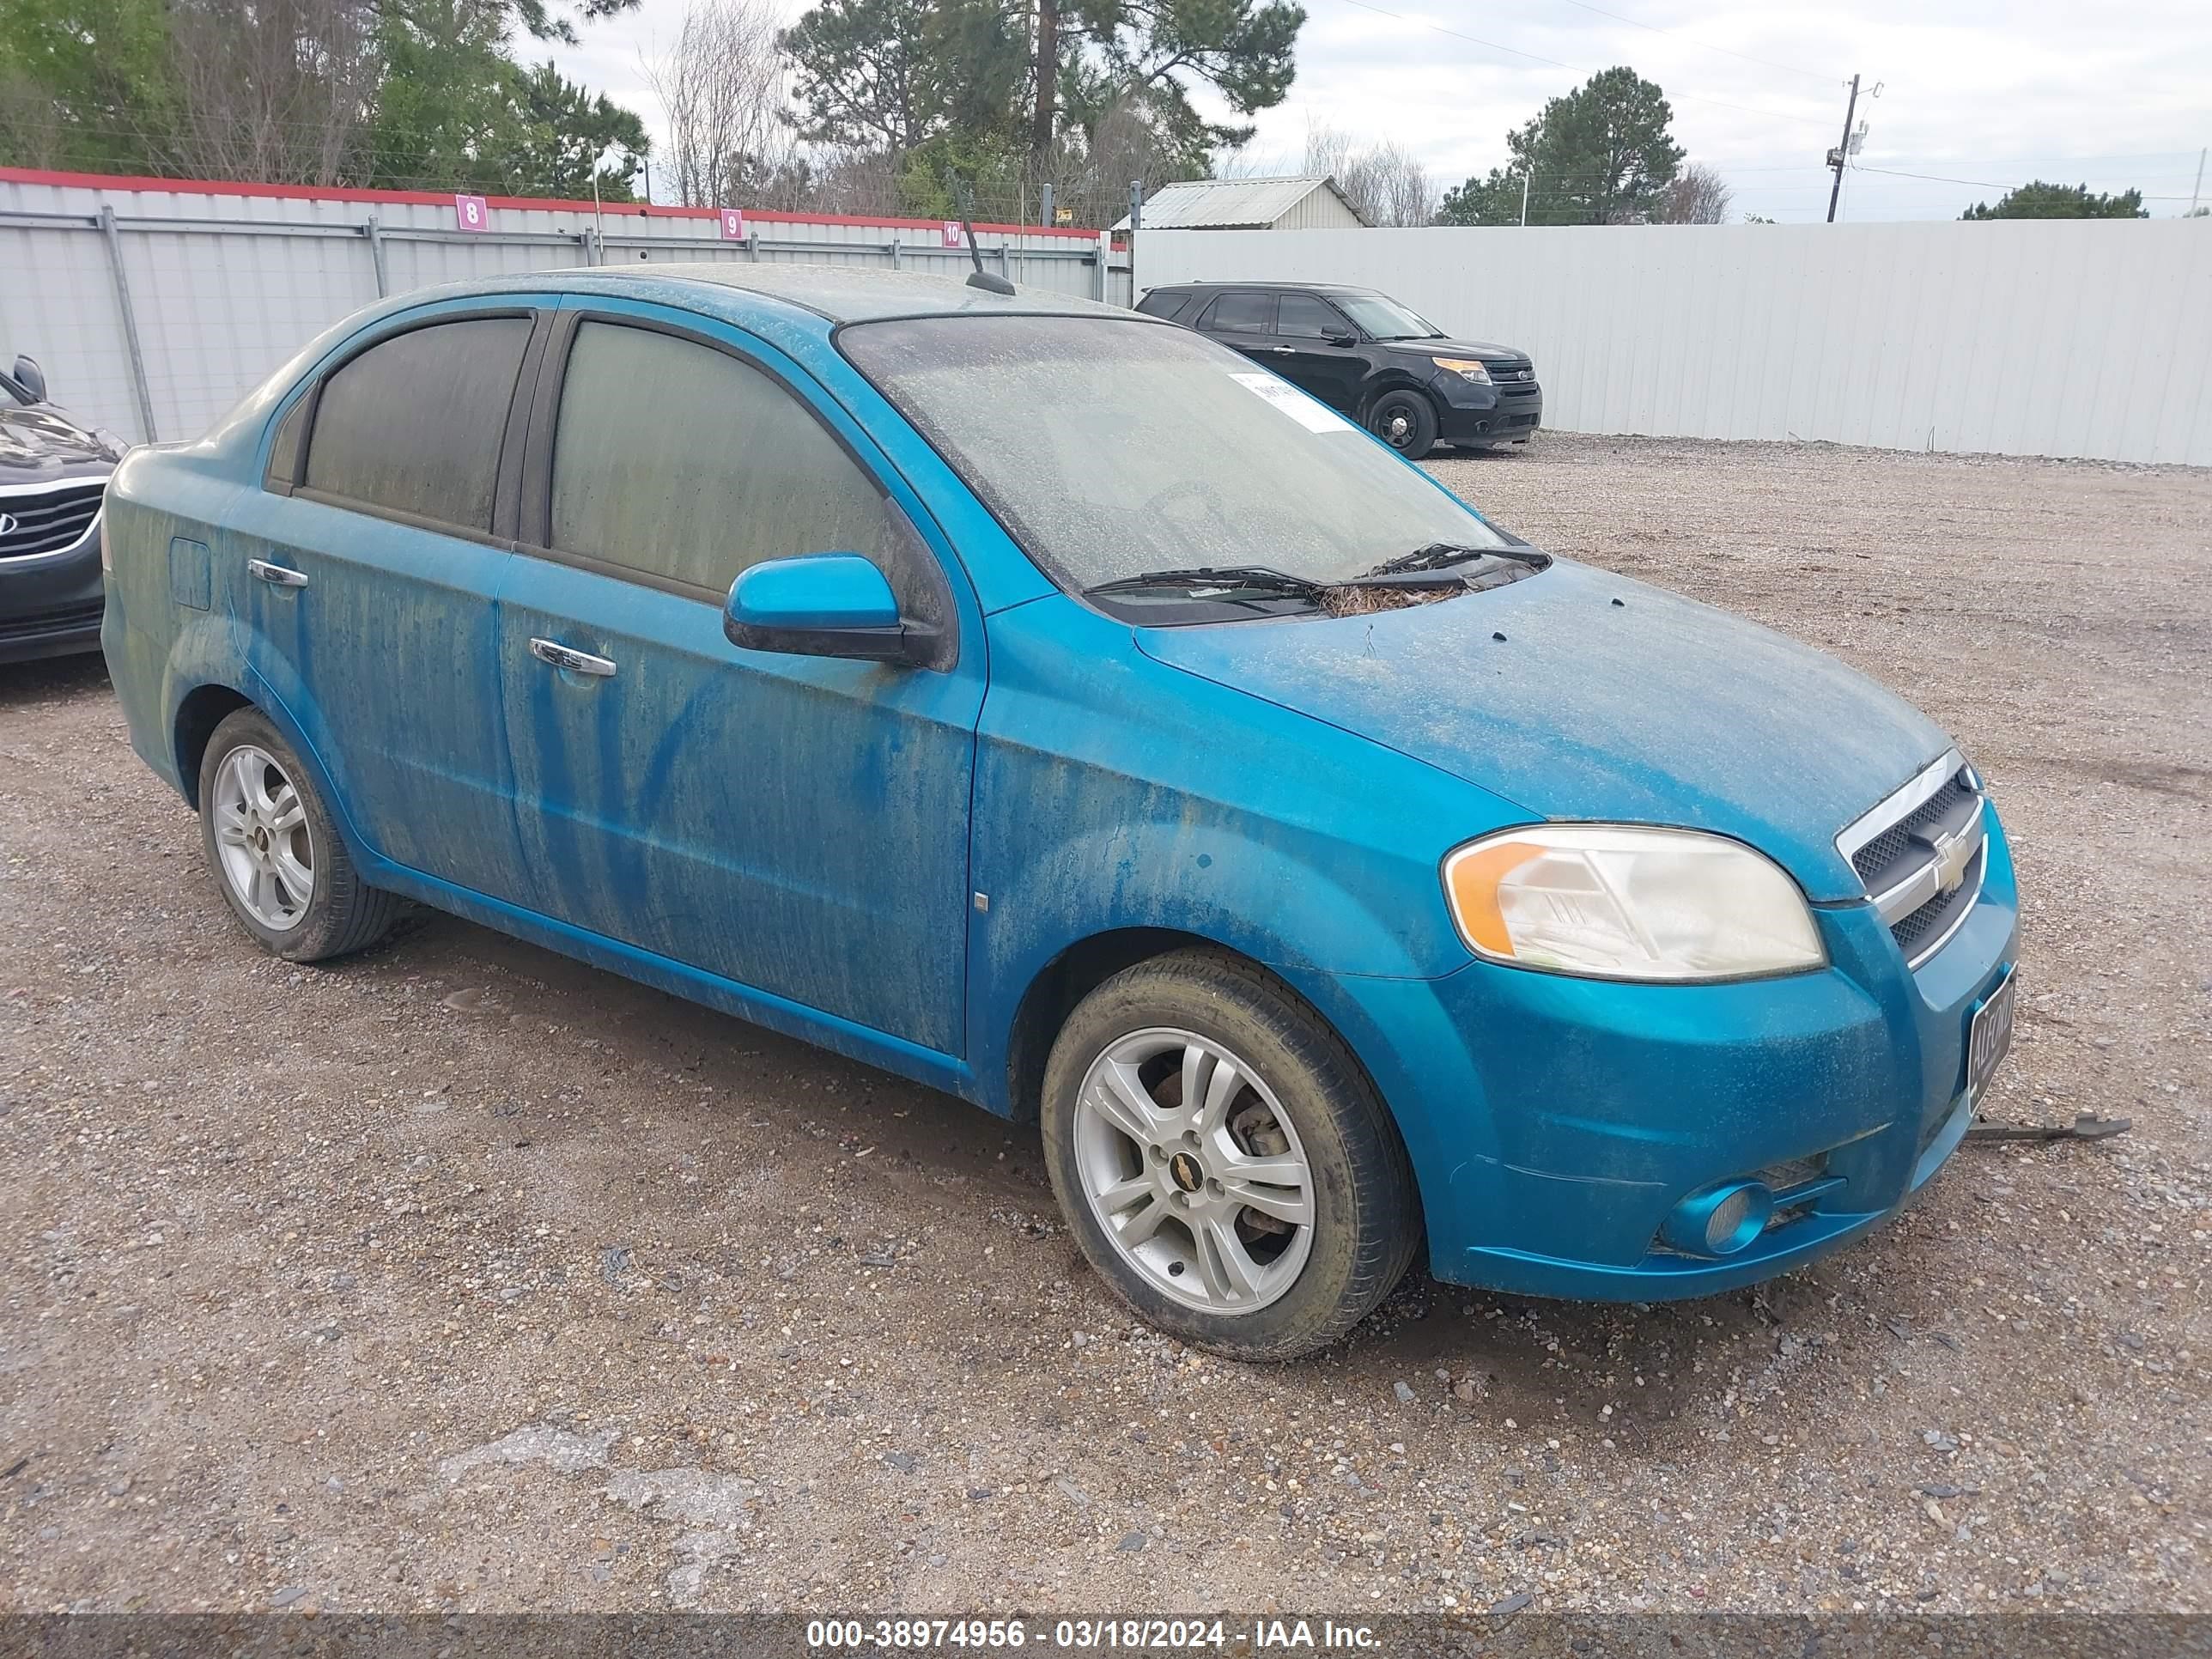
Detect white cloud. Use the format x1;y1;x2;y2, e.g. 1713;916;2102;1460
540;0;2212;221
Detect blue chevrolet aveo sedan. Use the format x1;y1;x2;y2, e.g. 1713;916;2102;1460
100;265;2018;1359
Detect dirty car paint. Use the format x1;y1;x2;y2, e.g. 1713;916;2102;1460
99;264;2019;1307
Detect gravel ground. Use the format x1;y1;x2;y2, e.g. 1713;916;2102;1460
2;432;2206;1620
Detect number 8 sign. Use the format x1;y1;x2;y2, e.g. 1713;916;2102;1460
453;194;489;233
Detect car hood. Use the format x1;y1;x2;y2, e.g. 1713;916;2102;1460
0;403;117;483
1133;559;1950;901
1387;336;1524;362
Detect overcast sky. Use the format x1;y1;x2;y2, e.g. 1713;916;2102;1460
544;0;2212;222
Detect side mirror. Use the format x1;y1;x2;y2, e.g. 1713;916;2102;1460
724;553;936;666
1326;331;1358;349
12;355;47;402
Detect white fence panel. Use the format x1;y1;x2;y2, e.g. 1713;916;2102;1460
1137;221;2212;465
0;170;1114;444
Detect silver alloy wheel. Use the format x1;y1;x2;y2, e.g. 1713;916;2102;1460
1071;1026;1316;1315
210;744;315;932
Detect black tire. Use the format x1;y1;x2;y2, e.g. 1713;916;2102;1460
197;707;402;963
1040;950;1419;1362
1365;389;1440;460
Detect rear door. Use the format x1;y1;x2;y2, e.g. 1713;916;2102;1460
493;306;986;1054
1192;290;1279;367
224;304;545;904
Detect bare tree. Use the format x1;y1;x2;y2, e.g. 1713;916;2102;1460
167;0;380;186
1658;162;1733;225
1304;123;1438;226
645;0;798;207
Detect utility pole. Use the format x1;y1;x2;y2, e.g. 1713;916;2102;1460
1520;167;1531;227
1826;73;1860;223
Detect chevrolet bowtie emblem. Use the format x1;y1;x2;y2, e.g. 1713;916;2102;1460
1929;821;1977;893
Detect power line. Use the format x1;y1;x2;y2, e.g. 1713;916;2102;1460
1322;0;1838;130
1850;161;2202;200
1545;0;1835;87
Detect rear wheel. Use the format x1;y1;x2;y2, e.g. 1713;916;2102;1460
198;708;401;962
1365;390;1439;460
1041;951;1418;1361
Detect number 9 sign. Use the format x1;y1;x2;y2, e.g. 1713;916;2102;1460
453;194;489;233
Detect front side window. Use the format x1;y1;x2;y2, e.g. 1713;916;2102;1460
547;321;909;598
1199;292;1274;335
302;317;532;530
1276;294;1351;340
840;315;1505;596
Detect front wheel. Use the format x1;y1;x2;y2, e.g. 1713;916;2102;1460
198;707;402;962
1040;951;1419;1361
1365;390;1439;460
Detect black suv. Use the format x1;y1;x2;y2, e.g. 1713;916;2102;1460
2;354;118;663
1136;282;1540;461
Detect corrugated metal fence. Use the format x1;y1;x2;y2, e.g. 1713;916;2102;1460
0;168;1127;446
1140;220;2212;465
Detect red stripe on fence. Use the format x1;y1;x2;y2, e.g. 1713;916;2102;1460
0;166;1105;240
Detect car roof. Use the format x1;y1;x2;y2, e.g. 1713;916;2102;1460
1150;282;1380;296
533;262;1136;326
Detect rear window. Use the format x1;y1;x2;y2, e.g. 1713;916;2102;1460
302;317;531;532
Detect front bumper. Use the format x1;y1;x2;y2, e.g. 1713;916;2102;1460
1301;810;2020;1300
1432;374;1543;447
0;518;105;662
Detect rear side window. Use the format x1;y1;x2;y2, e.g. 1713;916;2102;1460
302;318;531;532
1276;294;1349;340
1198;292;1274;334
1134;290;1190;319
547;320;908;598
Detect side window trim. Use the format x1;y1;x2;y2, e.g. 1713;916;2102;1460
518;307;958;641
286;307;540;547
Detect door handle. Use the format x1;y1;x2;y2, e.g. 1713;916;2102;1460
246;558;307;588
529;636;617;678
1267;346;1295;355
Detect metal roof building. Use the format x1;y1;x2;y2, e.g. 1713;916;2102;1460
1114;176;1367;233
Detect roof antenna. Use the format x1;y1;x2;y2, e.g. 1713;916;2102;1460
956;179;1016;295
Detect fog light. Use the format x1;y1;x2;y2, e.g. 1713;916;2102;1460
1660;1181;1772;1258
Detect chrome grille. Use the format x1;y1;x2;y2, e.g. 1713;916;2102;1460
0;480;105;559
1836;750;1988;969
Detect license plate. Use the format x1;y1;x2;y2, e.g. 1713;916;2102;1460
1966;971;2017;1104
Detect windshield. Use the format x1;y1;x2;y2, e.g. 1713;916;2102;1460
837;315;1504;594
1333;294;1443;341
0;369;29;406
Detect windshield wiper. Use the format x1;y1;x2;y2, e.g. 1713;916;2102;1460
1348;542;1553;590
1088;565;1325;599
1354;543;1496;580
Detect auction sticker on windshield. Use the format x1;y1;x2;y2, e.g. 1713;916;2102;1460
1229;372;1354;434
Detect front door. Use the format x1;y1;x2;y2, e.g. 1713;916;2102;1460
221;307;543;904
494;308;984;1054
1270;293;1367;412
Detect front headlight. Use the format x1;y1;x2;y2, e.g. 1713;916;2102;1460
1431;356;1491;383
1442;825;1826;981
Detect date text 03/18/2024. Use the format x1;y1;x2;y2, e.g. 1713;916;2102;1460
805;1619;1382;1650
